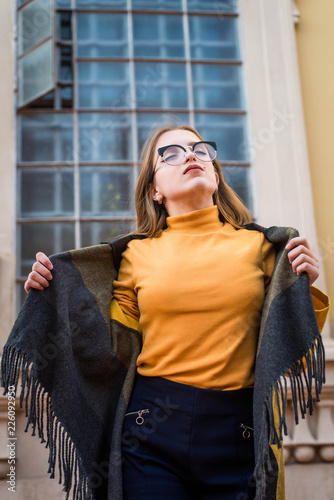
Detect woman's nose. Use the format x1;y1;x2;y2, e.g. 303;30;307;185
184;147;196;162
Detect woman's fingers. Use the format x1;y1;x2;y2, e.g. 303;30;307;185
24;270;51;292
285;236;319;285
285;236;311;251
24;274;45;293
32;261;53;280
36;252;53;270
24;252;53;293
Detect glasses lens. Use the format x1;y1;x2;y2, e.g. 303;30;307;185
163;146;185;165
193;142;216;161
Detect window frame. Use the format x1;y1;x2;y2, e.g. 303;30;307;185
16;0;253;303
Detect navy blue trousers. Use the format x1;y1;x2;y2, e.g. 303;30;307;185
122;374;256;500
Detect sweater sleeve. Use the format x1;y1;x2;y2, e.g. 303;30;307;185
261;235;276;294
112;246;140;322
310;285;330;333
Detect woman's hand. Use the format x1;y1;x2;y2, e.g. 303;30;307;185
24;252;53;293
285;236;319;286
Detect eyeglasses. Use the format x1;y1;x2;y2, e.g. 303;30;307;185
156;141;217;167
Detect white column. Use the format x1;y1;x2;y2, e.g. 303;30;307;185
238;0;331;339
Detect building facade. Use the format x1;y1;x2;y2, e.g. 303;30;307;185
0;0;333;498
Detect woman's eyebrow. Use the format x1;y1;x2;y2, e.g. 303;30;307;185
160;140;198;148
179;141;197;147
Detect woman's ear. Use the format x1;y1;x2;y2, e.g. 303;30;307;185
215;172;219;190
151;184;162;203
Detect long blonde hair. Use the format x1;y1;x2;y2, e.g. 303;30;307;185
132;123;252;238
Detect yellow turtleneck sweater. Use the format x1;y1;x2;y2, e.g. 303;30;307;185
112;205;329;390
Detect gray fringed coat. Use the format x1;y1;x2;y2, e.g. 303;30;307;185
1;223;328;500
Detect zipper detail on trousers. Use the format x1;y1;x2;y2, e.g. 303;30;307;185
240;423;254;439
125;408;150;425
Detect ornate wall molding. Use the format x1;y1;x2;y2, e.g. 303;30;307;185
291;0;301;25
283;371;334;464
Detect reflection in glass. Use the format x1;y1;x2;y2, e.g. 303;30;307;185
18;0;52;55
19;223;75;276
195;113;249;162
61;86;73;108
223;166;253;211
60;46;73;81
78;113;132;162
136;113;190;151
77;13;128;57
189;16;239;60
78;63;130;108
18;39;53;107
19;168;74;217
76;0;127;7
20;113;74;162
58;11;72;40
132;0;182;9
135;63;188;109
187;0;237;12
133;15;184;58
56;0;71;7
192;64;244;110
81;221;135;247
80;167;135;216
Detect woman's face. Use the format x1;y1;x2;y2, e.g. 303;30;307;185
151;129;219;213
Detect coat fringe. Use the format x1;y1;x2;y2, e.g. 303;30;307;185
254;335;325;499
1;345;94;500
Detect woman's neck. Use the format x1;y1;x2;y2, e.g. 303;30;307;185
164;198;214;217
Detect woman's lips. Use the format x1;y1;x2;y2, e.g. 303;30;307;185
183;164;204;174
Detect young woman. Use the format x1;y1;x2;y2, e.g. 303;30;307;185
22;124;328;500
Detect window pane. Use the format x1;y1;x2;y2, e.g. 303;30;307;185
60;46;73;81
81;221;134;247
132;0;182;9
77;14;128;57
20;113;74;162
76;0;127;7
187;0;237;12
136;112;190;151
78;63;130;108
192;64;244;110
17;283;27;311
80;167;135;217
223;166;253;211
133;15;184;58
18;0;52;55
61;86;73;108
195;113;249;162
19;168;74;218
58;12;72;41
135;63;188;109
18;223;75;276
56;0;72;7
189;16;239;60
18;39;53;107
78;113;132;161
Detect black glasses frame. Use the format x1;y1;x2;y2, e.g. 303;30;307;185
157;141;217;162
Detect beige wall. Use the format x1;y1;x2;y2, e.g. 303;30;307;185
0;0;19;490
0;2;16;346
295;0;334;336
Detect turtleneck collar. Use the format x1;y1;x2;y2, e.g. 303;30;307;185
165;205;224;234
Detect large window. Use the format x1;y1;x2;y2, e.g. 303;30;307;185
17;0;251;305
